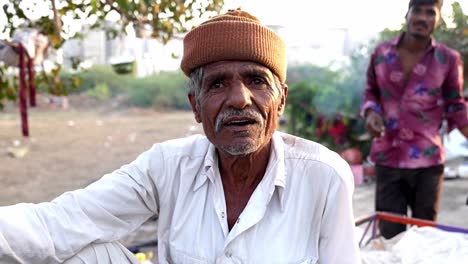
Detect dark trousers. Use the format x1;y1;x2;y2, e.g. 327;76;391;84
375;165;444;239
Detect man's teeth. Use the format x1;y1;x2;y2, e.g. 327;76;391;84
228;120;251;125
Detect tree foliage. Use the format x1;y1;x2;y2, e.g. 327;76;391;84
1;0;224;47
286;64;369;153
0;0;224;109
435;2;468;80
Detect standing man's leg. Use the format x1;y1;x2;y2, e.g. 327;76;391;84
64;242;140;264
375;165;409;239
411;165;444;221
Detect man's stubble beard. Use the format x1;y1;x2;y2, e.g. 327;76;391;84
214;109;266;156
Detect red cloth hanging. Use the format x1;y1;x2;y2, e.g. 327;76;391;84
18;44;29;137
27;56;36;107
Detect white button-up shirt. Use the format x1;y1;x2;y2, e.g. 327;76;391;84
0;132;360;263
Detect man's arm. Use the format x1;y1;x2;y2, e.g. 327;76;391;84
360;50;382;116
443;52;468;134
460;124;468;139
0;146;161;263
318;158;361;264
361;50;385;137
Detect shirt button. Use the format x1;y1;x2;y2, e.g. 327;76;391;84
221;212;225;218
225;251;232;258
236;218;240;223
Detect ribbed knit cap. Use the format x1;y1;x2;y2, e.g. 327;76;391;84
181;9;287;83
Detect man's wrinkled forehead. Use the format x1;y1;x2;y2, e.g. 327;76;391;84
202;61;275;82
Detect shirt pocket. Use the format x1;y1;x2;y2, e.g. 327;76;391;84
168;246;210;264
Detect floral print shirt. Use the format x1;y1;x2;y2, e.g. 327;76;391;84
361;33;468;168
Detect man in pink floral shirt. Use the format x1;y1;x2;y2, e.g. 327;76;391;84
361;0;468;238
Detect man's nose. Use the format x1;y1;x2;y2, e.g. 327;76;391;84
227;81;252;109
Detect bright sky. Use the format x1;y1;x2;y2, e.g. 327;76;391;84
221;0;467;66
223;0;467;37
2;1;466;30
0;0;466;39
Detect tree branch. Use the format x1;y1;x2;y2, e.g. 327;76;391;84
63;0;86;10
51;0;63;42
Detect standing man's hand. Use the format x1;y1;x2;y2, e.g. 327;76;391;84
365;110;385;138
460;125;468;139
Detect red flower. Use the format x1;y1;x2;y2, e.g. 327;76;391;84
327;118;345;137
317;116;324;137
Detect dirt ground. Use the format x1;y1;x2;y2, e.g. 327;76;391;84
1;95;467;255
0;97;202;205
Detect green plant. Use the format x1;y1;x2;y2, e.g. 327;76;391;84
86;83;111;101
286;65;369;154
67;65;129;95
54;65;190;109
126;71;189;109
0;67;17;109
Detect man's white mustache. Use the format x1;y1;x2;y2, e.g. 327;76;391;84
215;109;263;133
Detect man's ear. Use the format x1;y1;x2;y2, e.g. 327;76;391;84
435;16;443;28
277;85;288;115
188;93;202;123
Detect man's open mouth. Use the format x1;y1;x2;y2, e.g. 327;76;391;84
224;118;256;127
214;109;264;133
413;22;428;29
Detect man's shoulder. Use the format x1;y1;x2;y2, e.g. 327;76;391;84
278;132;344;164
373;33;401;51
375;39;393;48
434;41;461;60
278;132;353;186
372;40;395;55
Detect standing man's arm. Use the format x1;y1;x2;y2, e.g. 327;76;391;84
361;51;385;137
0;146;161;263
442;52;468;138
460;125;468;138
318;158;361;264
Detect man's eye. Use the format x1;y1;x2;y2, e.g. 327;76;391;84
251;77;265;85
211;80;223;89
427;10;436;17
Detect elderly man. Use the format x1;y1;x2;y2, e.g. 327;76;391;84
0;9;360;263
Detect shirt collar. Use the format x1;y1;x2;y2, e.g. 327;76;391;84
271;132;287;210
193;142;217;191
192;132;287;209
389;33;403;46
391;32;437;52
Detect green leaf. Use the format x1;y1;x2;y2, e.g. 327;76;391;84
115;0;130;12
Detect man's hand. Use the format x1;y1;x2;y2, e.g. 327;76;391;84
460;125;468;139
365;110;385;138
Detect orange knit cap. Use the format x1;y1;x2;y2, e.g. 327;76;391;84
181;9;287;83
